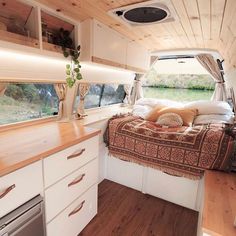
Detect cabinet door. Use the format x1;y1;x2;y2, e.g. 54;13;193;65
93;21;127;66
0;161;43;218
126;41;150;71
144;168;199;210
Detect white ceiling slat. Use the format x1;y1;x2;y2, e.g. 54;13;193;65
197;0;210;48
171;0;197;47
211;0;226;49
183;0;204;48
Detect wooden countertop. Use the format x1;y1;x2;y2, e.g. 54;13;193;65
203;171;236;236
0;120;100;177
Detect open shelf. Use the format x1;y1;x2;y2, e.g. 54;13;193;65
0;30;39;48
0;0;39;48
41;11;75;53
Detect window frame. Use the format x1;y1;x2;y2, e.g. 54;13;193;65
0;80;63;128
74;83;127;111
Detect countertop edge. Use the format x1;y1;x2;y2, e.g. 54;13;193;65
0;129;100;177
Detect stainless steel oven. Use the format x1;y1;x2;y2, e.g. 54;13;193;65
0;195;45;236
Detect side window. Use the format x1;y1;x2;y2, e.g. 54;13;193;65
100;84;126;106
0;83;59;125
74;83;126;111
85;84;103;109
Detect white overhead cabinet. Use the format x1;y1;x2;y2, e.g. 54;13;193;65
126;40;150;72
80;19;150;73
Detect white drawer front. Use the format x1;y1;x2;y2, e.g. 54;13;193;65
45;158;98;222
0;161;43;218
47;184;97;236
145;168;199;210
44;135;99;187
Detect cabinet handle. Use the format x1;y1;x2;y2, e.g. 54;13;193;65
68;200;85;217
68;174;85;187
67;148;85;160
0;184;16;199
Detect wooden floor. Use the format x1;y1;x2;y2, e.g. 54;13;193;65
80;180;198;236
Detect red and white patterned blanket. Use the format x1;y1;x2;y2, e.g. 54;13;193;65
104;115;235;179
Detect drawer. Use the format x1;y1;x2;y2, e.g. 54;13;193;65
0;161;43;218
107;156;143;191
144;167;199;210
45;158;98;222
44;135;99;187
47;184;97;236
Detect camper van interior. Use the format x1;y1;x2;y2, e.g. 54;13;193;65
0;0;236;236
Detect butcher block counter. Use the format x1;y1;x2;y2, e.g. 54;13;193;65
0;120;100;177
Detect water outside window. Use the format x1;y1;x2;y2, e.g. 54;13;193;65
0;83;59;125
143;58;214;102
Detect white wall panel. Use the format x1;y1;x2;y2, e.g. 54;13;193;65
0;47;135;84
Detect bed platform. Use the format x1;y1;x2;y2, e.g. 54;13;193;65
104;114;235;211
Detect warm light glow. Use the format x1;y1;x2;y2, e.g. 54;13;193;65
81;62;133;74
0;48;67;65
0;49;133;74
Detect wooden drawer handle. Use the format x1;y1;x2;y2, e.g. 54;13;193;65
68;200;85;217
68;174;85;187
67;148;85;160
0;184;16;199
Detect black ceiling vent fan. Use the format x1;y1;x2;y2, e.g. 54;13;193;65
109;0;178;27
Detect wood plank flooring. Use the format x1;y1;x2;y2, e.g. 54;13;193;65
80;180;198;236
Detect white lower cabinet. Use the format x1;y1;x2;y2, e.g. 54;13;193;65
45;158;98;222
144;167;200;210
0;161;43;218
43;135;99;236
46;184;97;236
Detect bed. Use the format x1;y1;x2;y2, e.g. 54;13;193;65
104;114;234;179
104;99;235;210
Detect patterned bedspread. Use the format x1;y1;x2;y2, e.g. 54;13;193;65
104;115;235;179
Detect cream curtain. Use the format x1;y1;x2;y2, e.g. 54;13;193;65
77;83;90;116
131;75;143;105
54;83;67;120
124;84;132;105
195;54;227;101
0;83;8;96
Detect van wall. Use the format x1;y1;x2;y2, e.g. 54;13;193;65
0;48;135;84
225;68;236;93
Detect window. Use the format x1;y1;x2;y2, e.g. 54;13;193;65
0;83;59;125
74;83;126;110
143;58;214;102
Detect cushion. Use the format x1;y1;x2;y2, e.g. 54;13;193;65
184;100;233;115
156;113;183;127
146;106;198;126
135;98;183;108
132;105;152;118
145;105;166;121
193;114;234;125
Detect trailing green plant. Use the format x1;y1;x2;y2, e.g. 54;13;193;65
57;28;82;88
62;45;82;88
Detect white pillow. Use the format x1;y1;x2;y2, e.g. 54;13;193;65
132;105;151;118
184;100;233;115
156;113;183;127
194;114;234;125
135;98;183;108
